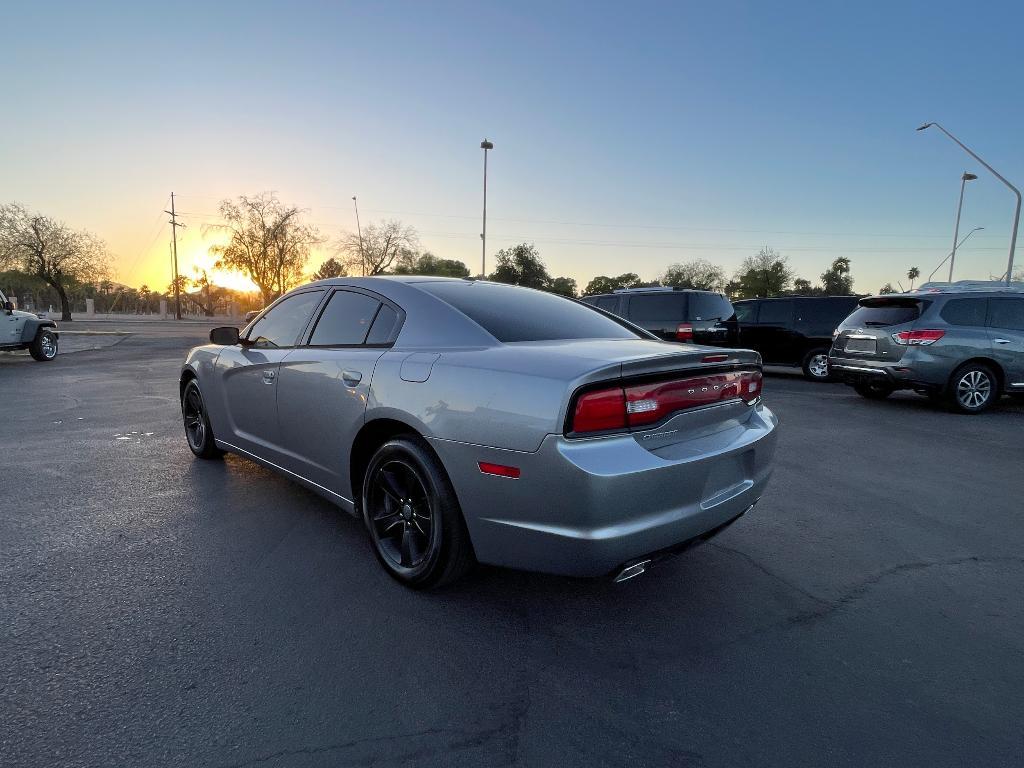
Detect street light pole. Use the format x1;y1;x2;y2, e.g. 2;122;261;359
927;226;984;283
352;196;365;276
949;172;978;282
918;122;1020;284
480;139;493;278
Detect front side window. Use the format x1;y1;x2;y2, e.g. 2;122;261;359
418;282;642;342
987;298;1024;331
246;290;324;348
309;290;382;346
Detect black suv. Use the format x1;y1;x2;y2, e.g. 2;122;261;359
732;296;861;381
830;282;1024;414
581;288;737;346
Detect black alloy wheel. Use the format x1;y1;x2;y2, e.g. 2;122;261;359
363;438;474;588
182;380;224;459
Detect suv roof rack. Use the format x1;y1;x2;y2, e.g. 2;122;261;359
914;280;1024;294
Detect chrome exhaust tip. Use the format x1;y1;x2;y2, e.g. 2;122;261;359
614;559;651;583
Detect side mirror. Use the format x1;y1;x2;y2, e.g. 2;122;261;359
2;301;13;313
210;326;241;345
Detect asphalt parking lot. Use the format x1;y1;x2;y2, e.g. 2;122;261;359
2;323;1022;768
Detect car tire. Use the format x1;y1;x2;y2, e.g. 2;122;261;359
853;381;894;400
946;363;998;414
181;379;225;459
801;348;832;382
362;437;475;589
29;329;58;361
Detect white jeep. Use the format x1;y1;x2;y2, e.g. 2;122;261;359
1;288;59;361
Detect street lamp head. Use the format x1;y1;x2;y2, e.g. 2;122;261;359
916;123;933;132
962;172;978;181
480;139;494;150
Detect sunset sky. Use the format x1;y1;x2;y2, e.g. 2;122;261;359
3;0;1023;294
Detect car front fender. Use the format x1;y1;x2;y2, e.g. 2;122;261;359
20;318;58;343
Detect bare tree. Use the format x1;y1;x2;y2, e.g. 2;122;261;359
0;203;109;320
336;219;419;275
205;193;321;305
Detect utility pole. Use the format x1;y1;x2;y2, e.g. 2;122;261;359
165;192;186;320
352;196;365;276
480;139;493;278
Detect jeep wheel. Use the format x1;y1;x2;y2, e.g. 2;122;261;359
801;348;831;382
29;329;58;361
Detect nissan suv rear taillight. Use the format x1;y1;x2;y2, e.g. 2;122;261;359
891;329;944;346
570;370;763;435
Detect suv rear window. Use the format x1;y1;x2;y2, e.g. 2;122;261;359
688;292;733;321
418;282;642;342
844;299;924;327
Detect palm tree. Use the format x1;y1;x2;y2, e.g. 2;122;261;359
907;266;920;290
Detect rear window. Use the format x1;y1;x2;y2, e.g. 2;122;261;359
418;282;642;342
733;301;757;323
688;292;733;321
628;293;687;323
940;298;987;327
844;299;924;327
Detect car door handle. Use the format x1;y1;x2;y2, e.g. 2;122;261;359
342;370;363;386
994;338;1011;344
262;370;276;383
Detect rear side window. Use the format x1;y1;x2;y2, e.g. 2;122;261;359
628;293;687;323
688;292;733;321
246;290;324;348
309;290;381;346
365;304;401;344
733;301;757;323
796;297;859;325
418;282;642;342
756;300;793;325
940;298;988;327
593;296;619;313
988;298;1024;330
844;300;924;327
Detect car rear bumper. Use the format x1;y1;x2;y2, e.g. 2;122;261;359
429;400;778;578
829;351;952;391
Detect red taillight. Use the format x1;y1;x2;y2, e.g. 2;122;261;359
676;324;694;342
569;370;762;434
572;386;627;433
702;354;729;363
478;462;521;479
891;329;944;346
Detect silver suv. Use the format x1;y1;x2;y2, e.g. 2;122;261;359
0;288;59;361
829;281;1024;414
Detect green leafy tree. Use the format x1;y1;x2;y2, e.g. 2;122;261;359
878;283;897;294
729;247;795;299
546;276;578;297
312;257;347;280
489;243;550;289
583;273;642;295
791;278;817;295
393;251;470;278
0;203;110;320
820;256;854;295
661;260;725;291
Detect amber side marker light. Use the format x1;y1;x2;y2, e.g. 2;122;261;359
478;462;521;479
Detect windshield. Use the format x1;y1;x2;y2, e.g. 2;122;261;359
418;281;645;342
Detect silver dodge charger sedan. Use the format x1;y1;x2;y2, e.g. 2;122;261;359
180;277;778;588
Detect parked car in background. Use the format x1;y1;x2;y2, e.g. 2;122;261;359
0;288;59;361
581;287;738;347
732;296;861;381
829;281;1024;414
243;309;260;325
181;278;777;588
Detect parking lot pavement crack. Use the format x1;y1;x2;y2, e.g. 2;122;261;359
787;555;1024;627
214;728;448;768
708;542;830;607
